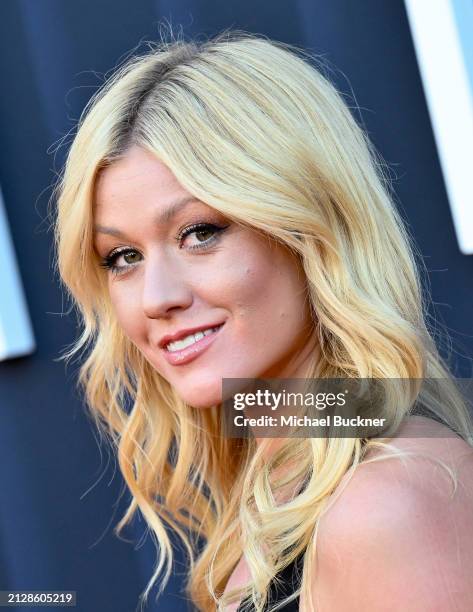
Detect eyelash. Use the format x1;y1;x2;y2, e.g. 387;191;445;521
99;222;229;275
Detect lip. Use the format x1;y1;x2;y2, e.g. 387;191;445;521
160;322;225;366
158;321;226;349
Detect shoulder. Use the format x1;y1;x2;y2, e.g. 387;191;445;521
307;418;473;612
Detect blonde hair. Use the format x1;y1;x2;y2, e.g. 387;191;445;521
54;30;473;611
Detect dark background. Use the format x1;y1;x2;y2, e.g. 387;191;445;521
0;1;471;611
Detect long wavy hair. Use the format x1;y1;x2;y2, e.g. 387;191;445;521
54;30;473;611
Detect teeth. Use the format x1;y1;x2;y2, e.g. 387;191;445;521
166;326;220;352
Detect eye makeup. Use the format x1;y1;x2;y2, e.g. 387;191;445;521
176;221;230;250
99;221;230;275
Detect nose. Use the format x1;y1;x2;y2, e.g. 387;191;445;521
141;253;193;319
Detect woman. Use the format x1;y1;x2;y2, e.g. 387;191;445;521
54;31;473;611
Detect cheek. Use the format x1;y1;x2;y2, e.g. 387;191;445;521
220;243;309;343
109;282;146;343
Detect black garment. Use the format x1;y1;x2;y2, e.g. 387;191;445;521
236;551;304;611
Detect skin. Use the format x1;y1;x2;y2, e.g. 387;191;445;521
93;145;473;611
93;144;318;411
94;144;317;610
223;418;473;612
303;418;473;611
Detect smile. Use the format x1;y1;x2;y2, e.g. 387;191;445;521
165;326;221;352
162;323;225;365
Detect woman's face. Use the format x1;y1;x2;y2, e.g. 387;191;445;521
93;145;317;408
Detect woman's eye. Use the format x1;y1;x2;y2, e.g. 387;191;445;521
179;222;229;250
195;228;214;242
100;222;229;274
121;251;142;264
100;248;142;274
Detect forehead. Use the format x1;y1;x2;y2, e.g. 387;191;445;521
94;145;186;215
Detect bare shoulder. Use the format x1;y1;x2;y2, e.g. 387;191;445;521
304;417;473;612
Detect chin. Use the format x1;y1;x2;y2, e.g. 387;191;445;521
174;378;223;409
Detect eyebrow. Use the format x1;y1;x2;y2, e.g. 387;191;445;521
93;195;201;238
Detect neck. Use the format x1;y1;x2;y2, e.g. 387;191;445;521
253;336;320;444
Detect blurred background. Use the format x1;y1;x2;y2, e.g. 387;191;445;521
0;1;472;611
